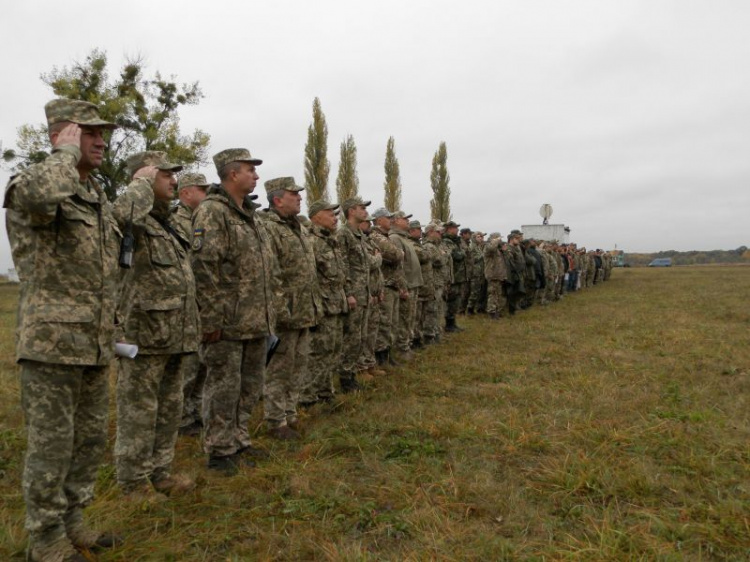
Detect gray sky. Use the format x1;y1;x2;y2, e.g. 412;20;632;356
2;0;749;272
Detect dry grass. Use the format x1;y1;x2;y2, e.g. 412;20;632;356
0;266;749;560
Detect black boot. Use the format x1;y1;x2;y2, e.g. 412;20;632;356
339;372;361;393
387;347;400;366
376;349;387;366
412;338;423;349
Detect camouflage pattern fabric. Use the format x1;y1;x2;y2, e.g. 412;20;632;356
301;314;343;403
114;354;186;489
442;234;466;321
171;201;194;244
20;361;109;548
359;233;383;370
265;328;310;427
180;353;206;428
370;226;404;353
200;338;266;456
486;280;508;316
377;287;400;352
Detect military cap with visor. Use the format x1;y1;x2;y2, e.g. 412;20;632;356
340;196;371;213
443;220;461;228
408;220;422;230
126;151;183;178
45;98;117;129
392;210;413;220
264;177;304;194
308;199;339;217
212;148;263;174
178;172;210;191
371;207;394;219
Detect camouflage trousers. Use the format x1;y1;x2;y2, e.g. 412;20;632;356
486;280;508;315
359;296;380;370
397;289;417;352
115;353;186;489
341;301;369;376
264;328;310;427
446;282;464;321
201;338;265;457
300;314;343;403
376;287;400;352
180;352;207;428
422;287;444;338
459;280;471;313
415;296;436;341
467;276;487;311
20;361;108;547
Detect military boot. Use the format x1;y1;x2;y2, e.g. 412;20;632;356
152;473;196;496
29;537;87;562
386;348;400;367
339;372;361;393
65;508;121;551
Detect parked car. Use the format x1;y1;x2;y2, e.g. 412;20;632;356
648;258;673;267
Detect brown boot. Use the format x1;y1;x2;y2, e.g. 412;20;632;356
152;473;196;496
121;482;168;505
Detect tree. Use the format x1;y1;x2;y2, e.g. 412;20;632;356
429;141;451;222
303;97;330;207
336;134;359;203
383;136;402;212
5;49;210;200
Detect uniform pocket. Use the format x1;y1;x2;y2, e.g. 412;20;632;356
135;296;182;348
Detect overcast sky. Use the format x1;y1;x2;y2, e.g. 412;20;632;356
1;0;749;271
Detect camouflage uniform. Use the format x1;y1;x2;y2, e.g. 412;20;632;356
262;178;318;429
459;233;473;313
467;238;486;313
442;230;467;327
484;236;508;317
300;206;347;403
191;149;275;459
337;201;371;386
360;230;383;370
3;100;120;552
390;226;422;352
112;155;200;491
506;240;527;314
415;231;437;343
369;222;405;357
171;200;208;431
423;232;450;339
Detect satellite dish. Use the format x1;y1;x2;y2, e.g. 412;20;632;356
539;204;553;225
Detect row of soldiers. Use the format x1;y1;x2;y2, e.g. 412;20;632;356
4;99;615;562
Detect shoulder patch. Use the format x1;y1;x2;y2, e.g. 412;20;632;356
192;236;203;251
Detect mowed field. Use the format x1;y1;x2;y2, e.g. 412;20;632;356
0;266;748;561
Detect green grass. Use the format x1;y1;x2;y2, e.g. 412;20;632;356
1;267;749;560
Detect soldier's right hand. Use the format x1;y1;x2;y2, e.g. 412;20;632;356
134;165;159;181
347;296;357;310
53;123;81;149
202;329;222;343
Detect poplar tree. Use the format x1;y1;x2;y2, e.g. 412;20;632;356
336;134;359;202
303;97;330;206
429;141;452;222
383;136;402;212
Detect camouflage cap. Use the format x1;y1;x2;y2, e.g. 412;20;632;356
460;227;472;235
371;207;394;219
308;199;339;217
408;220;422;230
45;98;117;129
424;223;443;233
509;229;523;238
265;177;304;194
392;211;413;220
444;220;460;228
177;172;210;191
488;232;502;240
126;151;183;178
340;196;371;213
212;148;263;174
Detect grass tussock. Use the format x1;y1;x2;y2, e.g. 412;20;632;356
0;266;749;560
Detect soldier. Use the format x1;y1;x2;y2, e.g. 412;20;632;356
442;221;467;331
359;217;386;375
484;233;509;319
422;223;449;343
336;196;372;392
172;172;210;437
390;211;423;359
4;99;120;561
410;220;436;348
458;227;473;313
262;177;318;439
113;151;199;498
369;208;405;367
191;148;275;474
467;231;486;314
299;201;347;405
505;230;527;315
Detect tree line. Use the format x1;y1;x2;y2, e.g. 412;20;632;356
4;50;453;222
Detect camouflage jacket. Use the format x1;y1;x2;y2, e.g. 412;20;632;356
262;210;319;330
506;244;526;285
417;237;437;299
364;233;384;297
470;242;484;280
3;145;121;365
112;179;200;355
483;239;508;281
425;238;451;291
309;224;347;316
170;201;194;244
337;222;371;305
443;234;467;284
191;185;276;340
390;228;423;289
369;226;405;290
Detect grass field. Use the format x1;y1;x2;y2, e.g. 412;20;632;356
1;266;748;561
